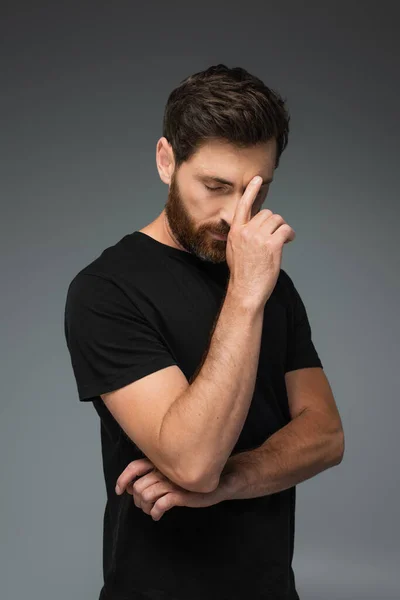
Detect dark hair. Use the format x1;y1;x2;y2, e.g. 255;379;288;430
162;64;290;170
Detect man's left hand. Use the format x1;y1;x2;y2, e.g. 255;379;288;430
115;458;233;521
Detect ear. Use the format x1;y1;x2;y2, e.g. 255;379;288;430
156;137;175;185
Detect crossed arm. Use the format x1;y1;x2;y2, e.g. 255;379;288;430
116;367;344;517
221;367;344;500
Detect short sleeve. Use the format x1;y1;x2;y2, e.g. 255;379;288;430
282;270;323;373
64;273;178;401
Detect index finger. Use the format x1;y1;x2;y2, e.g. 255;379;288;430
231;176;263;228
115;458;154;494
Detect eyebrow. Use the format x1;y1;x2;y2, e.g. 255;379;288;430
198;174;273;190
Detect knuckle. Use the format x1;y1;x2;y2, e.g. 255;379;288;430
159;495;169;508
273;213;284;222
142;489;152;502
276;224;292;241
127;463;138;475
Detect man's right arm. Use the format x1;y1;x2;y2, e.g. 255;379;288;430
101;281;264;495
158;282;264;492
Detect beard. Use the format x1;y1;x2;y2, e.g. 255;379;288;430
164;171;228;264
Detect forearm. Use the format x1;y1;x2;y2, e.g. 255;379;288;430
159;282;265;491
221;408;344;500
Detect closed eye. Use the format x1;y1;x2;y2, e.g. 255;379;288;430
204;183;270;194
204;184;223;192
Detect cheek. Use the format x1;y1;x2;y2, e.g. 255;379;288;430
184;187;209;219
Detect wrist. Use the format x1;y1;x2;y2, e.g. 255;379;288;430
217;469;242;502
225;281;265;316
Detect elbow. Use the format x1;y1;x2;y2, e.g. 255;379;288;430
158;429;220;493
178;464;220;494
160;444;220;494
193;471;220;493
152;451;218;493
331;428;345;465
185;475;220;494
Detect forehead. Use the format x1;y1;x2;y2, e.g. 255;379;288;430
189;138;276;176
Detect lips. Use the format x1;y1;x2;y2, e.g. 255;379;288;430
211;231;228;240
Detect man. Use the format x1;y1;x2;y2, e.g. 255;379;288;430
64;63;344;600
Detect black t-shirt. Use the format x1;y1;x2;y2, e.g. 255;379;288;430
64;230;323;600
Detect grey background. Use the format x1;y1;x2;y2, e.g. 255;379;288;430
1;1;399;599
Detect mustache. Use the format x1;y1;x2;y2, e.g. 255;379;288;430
209;227;230;235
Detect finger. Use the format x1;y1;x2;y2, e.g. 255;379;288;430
116;459;153;495
231;176;263;229
272;223;296;245
138;482;173;515
249;208;276;229
151;492;184;521
128;467;169;496
132;473;169;509
141;481;175;506
132;471;162;497
115;458;154;494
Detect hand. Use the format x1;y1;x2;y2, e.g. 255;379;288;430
226;175;296;308
115;458;233;521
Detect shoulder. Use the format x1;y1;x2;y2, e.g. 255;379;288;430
64;272;137;338
65;233;147;302
67;233;145;291
65;271;114;305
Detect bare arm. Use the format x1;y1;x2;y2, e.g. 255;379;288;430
159;281;265;492
220;405;344;501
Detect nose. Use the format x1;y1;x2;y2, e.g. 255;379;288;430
219;193;247;228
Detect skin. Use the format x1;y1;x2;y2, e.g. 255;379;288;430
139;136;277;263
